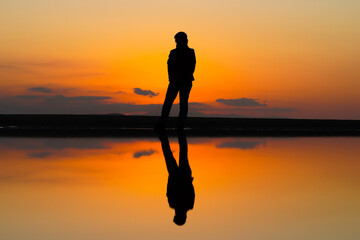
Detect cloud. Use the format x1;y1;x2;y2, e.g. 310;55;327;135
0;138;110;150
29;87;53;93
216;98;267;107
14;94;111;103
0;60;79;68
28;152;52;158
133;88;159;97
115;90;126;94
251;107;296;112
216;140;265;150
0;94;293;117
0;94;162;114
47;72;105;79
14;95;45;100
189;102;214;109
133;149;157;158
0;89;296;117
0;60;106;79
41;139;110;150
0;64;27;71
44;95;112;103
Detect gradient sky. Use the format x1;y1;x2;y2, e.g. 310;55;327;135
1;0;359;119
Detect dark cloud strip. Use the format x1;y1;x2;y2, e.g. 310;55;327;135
0;92;295;117
216;98;267;107
216;140;263;150
252;107;296;112
133;149;156;158
28;152;52;158
133;88;159;97
15;95;111;103
29;87;53;93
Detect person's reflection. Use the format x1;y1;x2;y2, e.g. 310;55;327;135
158;130;195;226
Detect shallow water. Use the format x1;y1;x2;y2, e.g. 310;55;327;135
0;136;359;240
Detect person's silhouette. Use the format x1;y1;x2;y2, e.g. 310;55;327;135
158;130;195;226
158;32;196;129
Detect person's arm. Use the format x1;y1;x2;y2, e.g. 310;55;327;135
190;49;196;74
167;50;175;81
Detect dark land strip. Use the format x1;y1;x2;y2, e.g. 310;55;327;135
0;115;359;137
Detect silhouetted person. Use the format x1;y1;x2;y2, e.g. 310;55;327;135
158;32;196;129
158;130;195;226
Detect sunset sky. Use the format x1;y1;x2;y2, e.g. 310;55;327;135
1;0;359;119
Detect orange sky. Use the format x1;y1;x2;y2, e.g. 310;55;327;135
1;0;360;118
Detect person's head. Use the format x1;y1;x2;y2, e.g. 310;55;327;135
174;31;188;47
173;212;187;226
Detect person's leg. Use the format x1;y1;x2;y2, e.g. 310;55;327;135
159;82;179;126
178;82;192;127
158;131;178;175
178;130;192;177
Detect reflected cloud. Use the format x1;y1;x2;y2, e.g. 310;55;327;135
133;149;157;158
0;138;110;150
0;138;164;186
28;151;52;158
216;140;266;150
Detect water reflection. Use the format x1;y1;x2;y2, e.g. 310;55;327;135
1;137;360;239
158;130;195;226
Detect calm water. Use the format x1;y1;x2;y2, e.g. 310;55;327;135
0;136;359;240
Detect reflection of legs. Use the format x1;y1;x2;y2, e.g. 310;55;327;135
159;132;178;175
178;130;191;176
160;83;179;125
178;83;192;126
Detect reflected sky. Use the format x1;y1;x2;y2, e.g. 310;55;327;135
0;136;360;240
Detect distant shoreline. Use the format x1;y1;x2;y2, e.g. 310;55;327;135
0;114;359;137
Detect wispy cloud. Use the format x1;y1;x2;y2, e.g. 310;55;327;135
0;60;87;69
0;60;106;79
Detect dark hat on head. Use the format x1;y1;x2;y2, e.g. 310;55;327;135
173;213;187;226
174;32;187;40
